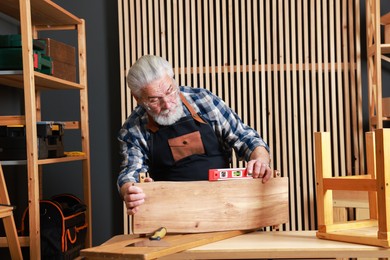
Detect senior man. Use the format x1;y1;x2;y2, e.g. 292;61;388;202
118;55;272;215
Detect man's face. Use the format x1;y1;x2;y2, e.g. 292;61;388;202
141;75;183;125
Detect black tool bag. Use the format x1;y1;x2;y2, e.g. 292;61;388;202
21;194;88;260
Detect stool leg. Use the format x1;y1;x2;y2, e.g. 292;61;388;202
3;215;23;260
0;164;23;259
376;129;390;240
314;132;334;232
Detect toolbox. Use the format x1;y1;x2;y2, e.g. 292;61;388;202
39;38;76;82
0;122;65;160
0;34;53;75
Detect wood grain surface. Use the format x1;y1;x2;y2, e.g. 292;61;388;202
80;230;248;260
133;178;289;234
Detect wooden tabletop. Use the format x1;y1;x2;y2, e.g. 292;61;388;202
162;231;390;259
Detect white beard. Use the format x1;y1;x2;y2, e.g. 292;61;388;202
151;96;184;125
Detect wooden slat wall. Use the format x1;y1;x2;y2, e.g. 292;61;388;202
118;0;364;232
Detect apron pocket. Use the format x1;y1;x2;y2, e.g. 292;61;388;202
168;131;205;162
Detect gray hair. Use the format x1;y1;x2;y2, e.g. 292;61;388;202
126;55;174;98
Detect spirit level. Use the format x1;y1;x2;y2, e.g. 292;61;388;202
208;168;252;181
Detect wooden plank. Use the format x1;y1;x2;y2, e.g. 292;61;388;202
203;1;209;91
0;0;81;26
316;0;324;131
246;0;254;128
128;0;135;113
197;0;203;89
215;0;222;98
383;97;390;117
185;0;190;86
209;1;216;94
323;0;331;134
153;0;159;56
355;0;364;173
342;0;352;176
381;12;390;25
228;0;234;112
0;116;25;125
297;0;308;230
240;0;247;123
190;0;196;88
304;0;316;230
164;231;390;259
335;2;343;172
132;178;289;234
159;0;166;58
222;0;228;105
148;0;153;54
19;0;41;258
329;0;339;179
173;0;179;78
365;132;378;220
234;0;240;116
80;230;248;260
333;190;369;209
323;178;377;191
166;0;172;66
77;20;92;248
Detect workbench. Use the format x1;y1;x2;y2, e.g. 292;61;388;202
81;231;390;259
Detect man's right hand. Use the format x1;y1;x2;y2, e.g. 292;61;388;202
121;182;146;215
121;177;154;215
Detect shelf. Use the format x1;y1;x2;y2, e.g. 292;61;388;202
0;71;84;90
0;160;27;166
0;0;82;26
38;155;87;165
0;117;81;130
0;1;92;257
0;236;29;247
1;156;87;166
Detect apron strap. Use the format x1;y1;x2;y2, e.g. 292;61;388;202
179;93;207;125
147;92;207;132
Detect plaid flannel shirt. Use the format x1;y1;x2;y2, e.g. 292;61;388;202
117;86;269;187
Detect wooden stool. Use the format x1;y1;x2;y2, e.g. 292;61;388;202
314;128;390;247
0;163;23;259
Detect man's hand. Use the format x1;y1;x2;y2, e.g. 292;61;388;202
246;159;272;183
120;183;144;215
121;177;154;215
248;146;272;183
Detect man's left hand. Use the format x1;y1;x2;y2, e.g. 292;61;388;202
247;159;272;183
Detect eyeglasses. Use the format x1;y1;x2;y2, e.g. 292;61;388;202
144;85;179;108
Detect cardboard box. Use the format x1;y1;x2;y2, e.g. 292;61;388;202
383;97;390;117
40;38;76;82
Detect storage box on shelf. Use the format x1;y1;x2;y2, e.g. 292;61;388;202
0;0;91;259
0;122;65;160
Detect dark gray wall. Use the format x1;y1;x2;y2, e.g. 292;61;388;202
42;0;124;245
0;0;390;248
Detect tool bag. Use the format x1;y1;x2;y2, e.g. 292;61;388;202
21;193;88;260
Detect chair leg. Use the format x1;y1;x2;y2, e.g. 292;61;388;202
0;163;23;259
3;214;23;260
376;128;390;240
